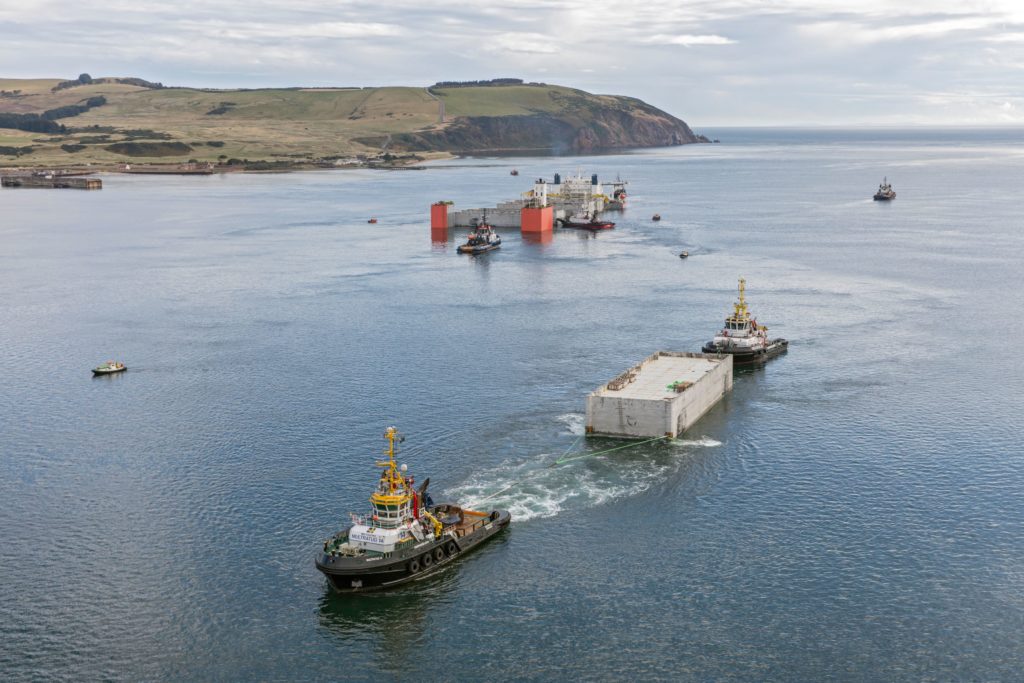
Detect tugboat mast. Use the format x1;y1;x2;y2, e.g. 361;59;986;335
376;426;406;495
731;278;750;324
369;426;413;528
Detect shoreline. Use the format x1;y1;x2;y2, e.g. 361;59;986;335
0;151;453;176
0;138;713;177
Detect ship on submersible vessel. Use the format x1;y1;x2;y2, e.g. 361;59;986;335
702;279;788;365
316;428;511;593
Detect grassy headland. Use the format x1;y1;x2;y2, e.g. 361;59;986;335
0;77;703;169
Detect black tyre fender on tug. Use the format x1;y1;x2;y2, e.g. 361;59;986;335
408;558;421;574
421;552;434;569
445;541;459;556
433;547;445;562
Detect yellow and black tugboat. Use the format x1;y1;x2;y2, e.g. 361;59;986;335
316;427;511;593
702;278;788;366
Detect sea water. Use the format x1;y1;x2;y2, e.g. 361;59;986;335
1;128;1023;681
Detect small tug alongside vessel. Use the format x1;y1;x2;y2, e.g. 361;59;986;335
92;360;126;375
457;216;502;254
316;427;511;593
559;211;615;230
873;177;896;201
702;279;788;366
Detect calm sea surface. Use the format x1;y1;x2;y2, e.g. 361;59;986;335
2;128;1023;681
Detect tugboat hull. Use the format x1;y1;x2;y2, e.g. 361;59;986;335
92;366;126;375
702;339;789;366
316;509;510;593
560;220;615;230
457;242;501;254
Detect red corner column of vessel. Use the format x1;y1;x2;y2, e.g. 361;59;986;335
520;205;553;243
430;202;449;241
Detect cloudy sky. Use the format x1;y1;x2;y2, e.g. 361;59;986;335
3;0;1024;126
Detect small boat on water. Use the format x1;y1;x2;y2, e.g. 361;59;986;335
560;210;615;230
701;279;788;366
92;360;126;375
510;169;519;176
679;251;689;259
316;427;511;593
457;216;501;254
873;177;896;201
607;184;628;210
652;214;661;222
367;217;378;224
561;218;615;230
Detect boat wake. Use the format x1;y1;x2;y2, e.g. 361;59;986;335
444;435;722;522
556;413;585;436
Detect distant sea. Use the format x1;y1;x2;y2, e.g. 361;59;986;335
2;128;1022;681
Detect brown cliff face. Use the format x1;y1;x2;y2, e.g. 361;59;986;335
390;95;701;154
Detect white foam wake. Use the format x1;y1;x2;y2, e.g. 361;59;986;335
556;413;585;436
670;437;723;447
444;435;722;522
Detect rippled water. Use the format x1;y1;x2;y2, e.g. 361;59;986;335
2;129;1023;681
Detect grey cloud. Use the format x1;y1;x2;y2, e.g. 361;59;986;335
2;1;1024;124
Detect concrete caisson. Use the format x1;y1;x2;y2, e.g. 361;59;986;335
585;351;733;439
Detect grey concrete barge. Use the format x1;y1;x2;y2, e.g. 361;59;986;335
586;351;733;439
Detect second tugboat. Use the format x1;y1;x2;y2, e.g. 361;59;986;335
702;278;788;366
316;427;511;593
873;177;896;201
457;215;502;254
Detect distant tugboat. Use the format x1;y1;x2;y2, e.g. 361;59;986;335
457;215;502;254
702;279;788;365
510;169;519;176
652;214;661;221
92;360;126;375
367;217;378;224
607;184;628;210
873;177;896;201
560;209;615;230
316;427;511;593
561;218;615;230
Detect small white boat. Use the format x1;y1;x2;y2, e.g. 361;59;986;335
92;360;126;375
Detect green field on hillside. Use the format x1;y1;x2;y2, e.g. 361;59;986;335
0;77;688;166
0;78;447;165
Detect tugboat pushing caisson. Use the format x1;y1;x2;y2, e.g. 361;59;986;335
316;427;511;593
702;278;788;366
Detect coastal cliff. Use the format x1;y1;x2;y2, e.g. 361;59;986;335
392;90;700;153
